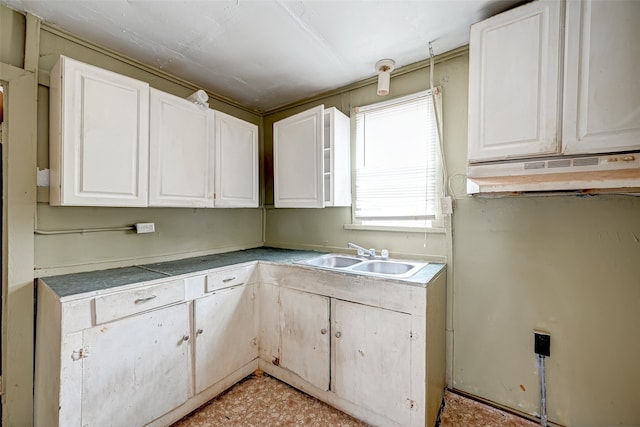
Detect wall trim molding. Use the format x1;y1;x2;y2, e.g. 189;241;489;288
39;23;258;115
262;45;469;116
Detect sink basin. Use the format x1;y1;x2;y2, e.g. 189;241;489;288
303;254;362;268
351;261;416;275
300;254;428;279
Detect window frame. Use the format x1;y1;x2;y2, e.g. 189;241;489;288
346;88;444;233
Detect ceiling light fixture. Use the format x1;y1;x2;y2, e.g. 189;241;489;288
375;59;395;96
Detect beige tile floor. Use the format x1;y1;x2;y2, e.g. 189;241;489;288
172;372;539;427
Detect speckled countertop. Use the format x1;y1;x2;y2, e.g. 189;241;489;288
41;247;445;298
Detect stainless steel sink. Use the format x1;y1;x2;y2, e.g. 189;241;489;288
303;254;362;268
351;260;416;275
299;254;428;279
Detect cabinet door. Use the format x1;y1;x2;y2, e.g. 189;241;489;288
467;1;562;162
562;0;640;155
214;111;259;207
194;285;258;394
274;105;325;207
80;303;191;426
332;300;412;425
258;282;281;363
50;55;149;206
149;88;214;207
280;288;330;390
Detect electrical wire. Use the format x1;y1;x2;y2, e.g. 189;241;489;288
429;41;451;199
34;226;135;235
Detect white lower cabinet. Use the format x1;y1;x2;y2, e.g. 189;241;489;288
332;300;412;426
194;284;258;393
260;265;445;427
36;260;445;427
80;303;191;426
279;288;330;391
36;288;191;427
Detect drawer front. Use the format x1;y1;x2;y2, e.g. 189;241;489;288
206;265;254;292
94;279;185;324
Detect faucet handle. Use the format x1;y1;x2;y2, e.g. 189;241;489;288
369;248;376;257
380;249;389;259
356;248;365;256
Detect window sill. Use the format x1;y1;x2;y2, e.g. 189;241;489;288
343;223;446;234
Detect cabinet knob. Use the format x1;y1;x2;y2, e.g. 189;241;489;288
335;331;342;338
182;335;190;342
196;328;204;335
320;328;327;335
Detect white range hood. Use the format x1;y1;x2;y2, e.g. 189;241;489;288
467;152;640;195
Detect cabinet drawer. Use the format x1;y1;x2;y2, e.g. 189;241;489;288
94;279;185;324
206;265;254;292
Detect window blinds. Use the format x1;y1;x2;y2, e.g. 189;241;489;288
354;90;438;223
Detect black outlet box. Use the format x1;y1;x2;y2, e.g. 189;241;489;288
534;332;551;357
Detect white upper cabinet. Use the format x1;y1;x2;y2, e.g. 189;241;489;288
49;55;149;206
469;0;640;164
214;111;259;207
149;88;215;207
562;0;640;155
468;1;562;162
50;56;259;208
273;105;351;208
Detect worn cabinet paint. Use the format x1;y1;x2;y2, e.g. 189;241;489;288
81;303;191;426
259;263;446;427
194;284;258;393
332;300;412;425
36;258;445;427
257;281;281;363
279;287;330;391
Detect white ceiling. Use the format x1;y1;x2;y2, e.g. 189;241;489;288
3;0;522;112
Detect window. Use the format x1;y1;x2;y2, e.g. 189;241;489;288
352;90;442;230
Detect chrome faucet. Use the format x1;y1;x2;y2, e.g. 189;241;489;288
348;242;376;257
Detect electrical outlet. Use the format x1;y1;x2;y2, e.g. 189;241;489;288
441;196;453;214
135;223;155;234
534;331;551;357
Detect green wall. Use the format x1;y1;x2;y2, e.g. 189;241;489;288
0;4;25;68
263;53;640;425
34;28;264;276
453;195;640;425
